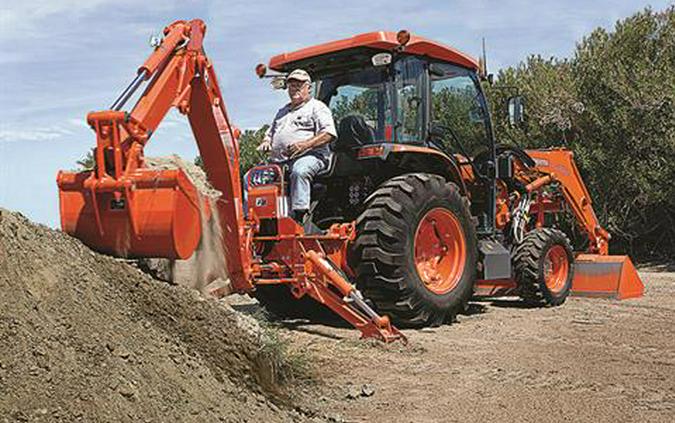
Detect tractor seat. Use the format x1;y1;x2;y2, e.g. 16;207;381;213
333;114;375;152
315;114;374;178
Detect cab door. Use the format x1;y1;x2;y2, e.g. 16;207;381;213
428;63;496;233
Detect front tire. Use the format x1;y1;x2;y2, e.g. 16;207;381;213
350;173;477;327
513;228;574;306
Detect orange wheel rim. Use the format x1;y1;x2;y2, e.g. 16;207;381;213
413;208;466;295
544;245;569;293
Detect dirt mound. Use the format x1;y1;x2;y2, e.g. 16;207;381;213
0;209;311;422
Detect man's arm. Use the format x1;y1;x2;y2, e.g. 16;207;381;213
287;132;335;158
257;127;272;152
287;101;337;158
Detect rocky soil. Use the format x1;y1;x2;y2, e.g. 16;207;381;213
0;209;317;422
251;266;674;423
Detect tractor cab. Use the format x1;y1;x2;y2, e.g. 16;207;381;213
257;31;497;232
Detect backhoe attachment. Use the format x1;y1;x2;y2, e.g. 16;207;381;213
58;111;204;259
57;19;251;290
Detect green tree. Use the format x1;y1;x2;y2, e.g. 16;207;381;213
194;125;269;174
238;125;270;172
76;150;95;170
486;6;675;258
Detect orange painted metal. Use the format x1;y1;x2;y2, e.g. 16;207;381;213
544;245;569;294
269;31;479;72
473;279;518;297
494;180;511;230
413;208;466;294
526;149;610;254
249;219;405;342
302;250;406;343
57;168;202;259
56;19;252;292
525;175;553;193
572;254;644;299
474;254;645;301
516;149;645;298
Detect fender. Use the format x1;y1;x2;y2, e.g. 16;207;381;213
356;143;468;194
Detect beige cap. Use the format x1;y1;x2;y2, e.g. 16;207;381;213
286;69;311;83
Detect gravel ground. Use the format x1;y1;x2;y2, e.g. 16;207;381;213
233;266;675;423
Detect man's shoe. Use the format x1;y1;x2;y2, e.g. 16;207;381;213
293;209;307;224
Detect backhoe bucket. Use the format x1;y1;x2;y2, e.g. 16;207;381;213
57;168;204;260
571;254;644;299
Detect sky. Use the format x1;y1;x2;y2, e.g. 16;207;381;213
0;0;671;227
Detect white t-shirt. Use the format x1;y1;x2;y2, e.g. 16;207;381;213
266;98;337;162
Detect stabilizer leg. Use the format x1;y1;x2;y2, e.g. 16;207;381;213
298;250;407;343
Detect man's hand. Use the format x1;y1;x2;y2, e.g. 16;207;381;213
287;140;313;158
257;139;271;152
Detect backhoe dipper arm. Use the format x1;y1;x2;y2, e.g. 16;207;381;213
86;19;251;290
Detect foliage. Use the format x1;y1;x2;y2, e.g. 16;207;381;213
238;125;270;172
432;85;487;154
195;125;270;174
76;150;95;170
486;6;675;258
331;91;380;123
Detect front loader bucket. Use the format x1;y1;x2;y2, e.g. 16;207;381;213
57;168;204;260
571;254;644;299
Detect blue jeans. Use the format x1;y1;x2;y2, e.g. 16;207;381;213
289;154;326;211
242;154;327;215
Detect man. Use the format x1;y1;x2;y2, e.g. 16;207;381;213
258;69;336;222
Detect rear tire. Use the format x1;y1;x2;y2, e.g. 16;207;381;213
513;228;574;306
350;173;477;327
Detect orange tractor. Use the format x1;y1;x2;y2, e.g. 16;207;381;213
57;20;643;342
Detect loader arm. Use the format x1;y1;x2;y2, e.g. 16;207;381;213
525;149;610;255
58;20;252;291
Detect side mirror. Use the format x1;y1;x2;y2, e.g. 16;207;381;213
484;160;496;179
507;96;525;127
271;76;286;90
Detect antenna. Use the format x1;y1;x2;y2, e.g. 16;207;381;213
482;37;488;75
478;37;493;84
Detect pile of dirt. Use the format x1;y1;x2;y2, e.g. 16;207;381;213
0;208;313;422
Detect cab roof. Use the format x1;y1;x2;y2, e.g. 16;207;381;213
268;31;479;72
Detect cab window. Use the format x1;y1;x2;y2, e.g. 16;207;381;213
430;63;488;155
